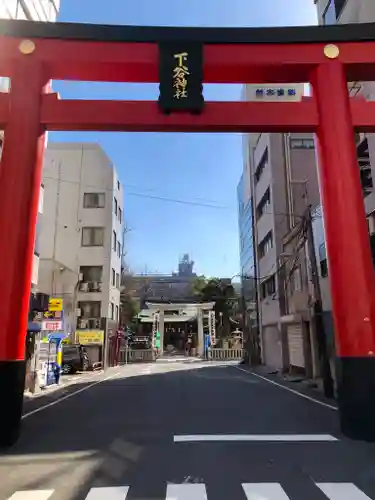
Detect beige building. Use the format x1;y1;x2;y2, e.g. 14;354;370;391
242;84;321;373
39;143;123;337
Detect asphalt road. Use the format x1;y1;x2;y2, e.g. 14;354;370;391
1;361;375;499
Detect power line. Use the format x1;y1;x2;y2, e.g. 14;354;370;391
126;191;231;210
42;175;234;210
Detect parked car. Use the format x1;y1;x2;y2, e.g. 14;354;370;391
61;344;89;374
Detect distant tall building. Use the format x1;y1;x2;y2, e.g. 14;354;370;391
177;254;195;277
237;173;254;291
126;255;197;307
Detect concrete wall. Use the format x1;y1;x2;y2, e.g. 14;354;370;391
39;143;122;323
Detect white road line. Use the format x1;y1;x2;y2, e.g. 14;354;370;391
234;366;338;411
84;486;129;500
316;483;372;500
22;373;120;420
166;484;208;500
173;434;338;442
7;491;54;500
242;483;290;499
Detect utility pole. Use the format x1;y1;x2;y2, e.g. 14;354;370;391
305;205;334;398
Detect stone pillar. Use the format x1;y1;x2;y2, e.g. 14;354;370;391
197;308;204;356
159;309;165;355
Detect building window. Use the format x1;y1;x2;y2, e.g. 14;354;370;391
258;231;273;258
117;180;120;190
113;230;117;251
290;138;315;150
261;276;276;299
118;207;122;224
112;268;116;286
116;273;120;289
323;0;337;25
320;259;328;278
110;302;114;320
117;241;121;259
114;197;118;216
82;227;104;247
78;301;101;318
255;149;268;183
116;305;119;322
83;193;105;208
256;188;271;219
80;266;103;282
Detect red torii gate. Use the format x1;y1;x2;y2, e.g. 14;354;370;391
0;19;375;445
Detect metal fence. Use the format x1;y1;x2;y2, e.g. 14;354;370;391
208;348;244;360
119;348;155;363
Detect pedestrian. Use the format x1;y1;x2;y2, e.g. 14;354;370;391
185;334;192;356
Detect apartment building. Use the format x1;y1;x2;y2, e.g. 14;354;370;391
315;0;375;217
38;143;123;339
240;81;320;372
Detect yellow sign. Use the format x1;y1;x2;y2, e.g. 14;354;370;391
48;297;63;312
76;330;104;345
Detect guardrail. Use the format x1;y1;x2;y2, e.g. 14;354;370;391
119;348;155;363
208;348;244;360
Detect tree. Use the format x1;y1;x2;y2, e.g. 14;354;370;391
119;293;140;327
192;276;236;336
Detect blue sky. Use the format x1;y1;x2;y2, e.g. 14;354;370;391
52;0;317;277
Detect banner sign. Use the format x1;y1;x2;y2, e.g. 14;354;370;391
76;330;104;345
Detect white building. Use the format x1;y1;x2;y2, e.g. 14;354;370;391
39;143;123;336
0;0;60;92
0;0;59;21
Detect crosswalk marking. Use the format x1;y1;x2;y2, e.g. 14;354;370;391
7;491;54;500
5;482;375;499
242;483;290;499
174;434;338;442
317;482;372;499
84;487;130;500
166;484;208;500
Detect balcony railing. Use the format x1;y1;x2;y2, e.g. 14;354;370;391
78;281;103;293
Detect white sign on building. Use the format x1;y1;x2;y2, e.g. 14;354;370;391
244;83;304;102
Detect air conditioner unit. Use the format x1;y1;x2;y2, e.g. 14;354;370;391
88;318;101;329
78;319;88;328
79;282;88;292
92;281;102;292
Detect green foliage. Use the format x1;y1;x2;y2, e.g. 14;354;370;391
192;276;236;336
120;294;140;326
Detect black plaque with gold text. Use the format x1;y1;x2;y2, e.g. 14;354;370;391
158;42;204;114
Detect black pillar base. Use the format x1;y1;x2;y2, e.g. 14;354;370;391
0;360;26;448
336;356;375;441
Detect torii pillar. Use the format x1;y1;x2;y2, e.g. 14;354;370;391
312;55;375;440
